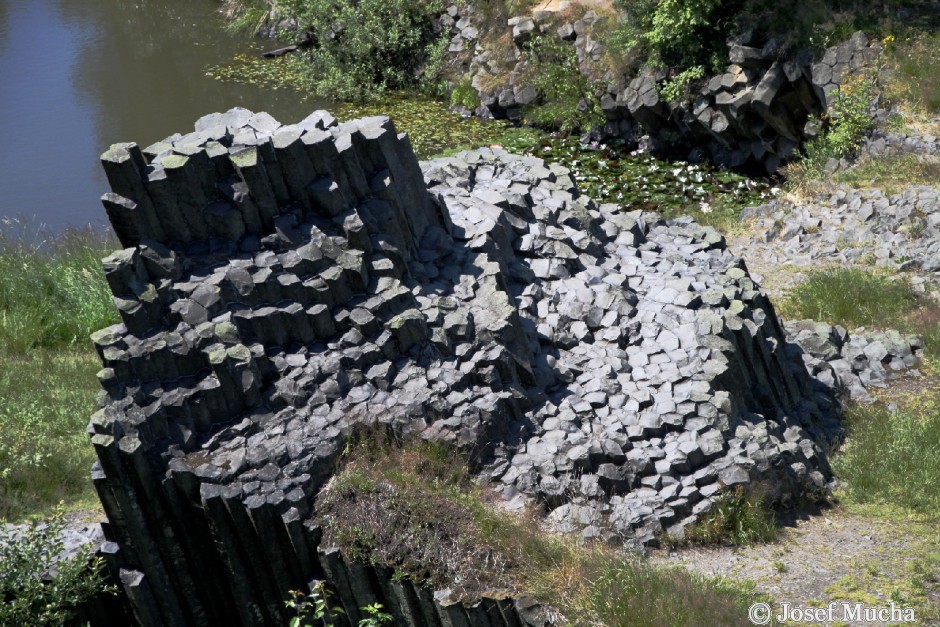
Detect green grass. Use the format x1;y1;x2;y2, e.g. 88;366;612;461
683;488;779;546
550;554;771;627
778;267;920;330
884;30;940;115
0;222;118;354
0;223;116;521
834;394;940;515
0;349;103;522
778;267;940;358
835;154;940;195
316;435;771;625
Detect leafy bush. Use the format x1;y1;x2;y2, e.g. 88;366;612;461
800;77;876;175
449;79;480;110
286;584;393;627
519;35;605;133
659;65;705;103
614;0;740;71
0;512;111;625
275;0;446;101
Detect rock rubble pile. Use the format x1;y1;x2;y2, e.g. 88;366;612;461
742;185;940;275
784;320;924;403
91;108;841;625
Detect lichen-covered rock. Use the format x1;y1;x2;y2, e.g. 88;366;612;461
91;108;841;625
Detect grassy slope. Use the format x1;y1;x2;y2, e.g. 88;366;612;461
315;438;771;626
0;225;117;521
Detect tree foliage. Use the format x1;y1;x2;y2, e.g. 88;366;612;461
278;0;446;100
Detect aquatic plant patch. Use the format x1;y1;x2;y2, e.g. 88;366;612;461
499;135;774;230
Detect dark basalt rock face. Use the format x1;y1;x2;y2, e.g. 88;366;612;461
90;109;841;625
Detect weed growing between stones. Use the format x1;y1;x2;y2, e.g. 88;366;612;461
683;487;779;546
286;584;393;627
0;510;112;625
791;77;877;182
316;435;774;624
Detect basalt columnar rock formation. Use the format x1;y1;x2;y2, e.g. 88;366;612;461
91;108;841;625
438;1;882;174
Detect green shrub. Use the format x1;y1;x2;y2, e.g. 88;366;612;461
287;584;393;627
659;65;706;103
614;0;740;71
835;395;940;513
275;0;446;101
795;77;876;179
0;511;111;625
449;79;480;110
519;35;605;133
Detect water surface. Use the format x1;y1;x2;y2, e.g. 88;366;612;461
0;0;316;232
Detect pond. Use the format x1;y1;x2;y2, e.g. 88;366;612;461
0;0;320;232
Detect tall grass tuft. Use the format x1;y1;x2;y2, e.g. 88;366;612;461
684;488;778;546
834;395;940;514
0;219;118;354
778;268;922;330
544;551;767;627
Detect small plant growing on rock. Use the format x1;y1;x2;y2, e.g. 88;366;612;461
0;510;111;625
286;584;392;627
795;76;876;180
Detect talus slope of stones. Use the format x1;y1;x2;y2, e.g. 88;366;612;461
91;108;841;625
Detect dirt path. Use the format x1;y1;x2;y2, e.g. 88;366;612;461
651;505;940;625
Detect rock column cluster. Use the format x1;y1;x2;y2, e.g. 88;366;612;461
91;108;841;625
